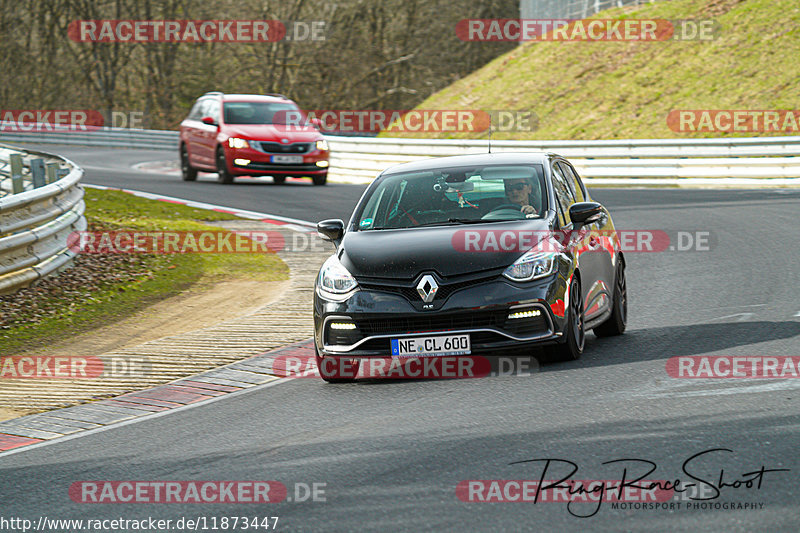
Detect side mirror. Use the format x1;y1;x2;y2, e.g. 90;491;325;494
201;116;217;126
310;117;322;128
569;202;603;226
317;219;344;244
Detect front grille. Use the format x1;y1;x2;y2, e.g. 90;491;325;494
359;275;495;303
355;310;508;336
259;141;311;153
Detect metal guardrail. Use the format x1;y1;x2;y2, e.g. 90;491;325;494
324;136;800;183
0;143;87;294
0;124;179;151
2;124;799;183
520;0;660;21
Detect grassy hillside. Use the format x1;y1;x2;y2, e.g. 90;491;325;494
397;0;800;140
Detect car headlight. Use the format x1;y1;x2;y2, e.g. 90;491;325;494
316;139;329;151
503;251;557;282
228;137;248;149
317;255;358;299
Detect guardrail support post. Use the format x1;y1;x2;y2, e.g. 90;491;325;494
30;159;46;188
46;163;59;184
9;153;24;194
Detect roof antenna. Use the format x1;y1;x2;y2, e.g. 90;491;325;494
488;113;492;153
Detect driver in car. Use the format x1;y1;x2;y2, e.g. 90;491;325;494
504;178;538;216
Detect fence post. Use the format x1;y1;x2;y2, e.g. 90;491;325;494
9;153;24;194
46;162;60;184
30;159;46;188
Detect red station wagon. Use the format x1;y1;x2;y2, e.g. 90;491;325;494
179;92;330;185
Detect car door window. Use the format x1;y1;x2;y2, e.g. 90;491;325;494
550;163;576;226
205;99;220;124
187;100;204;121
195;99;209;118
557;162;586;203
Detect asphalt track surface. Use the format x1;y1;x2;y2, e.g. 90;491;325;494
2;144;800;531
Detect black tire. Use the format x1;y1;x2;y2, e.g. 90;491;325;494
546;277;585;361
594;259;627;337
216;147;234;184
272;175;286;185
312;173;327;186
315;346;360;383
180;144;197;182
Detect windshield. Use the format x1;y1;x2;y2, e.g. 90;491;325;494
222;102;302;125
355;164;547;230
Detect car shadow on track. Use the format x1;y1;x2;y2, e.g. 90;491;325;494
339;321;800;385
557;320;800;372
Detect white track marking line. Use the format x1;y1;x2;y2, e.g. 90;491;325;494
0;377;295;459
708;312;755;322
642;379;800;399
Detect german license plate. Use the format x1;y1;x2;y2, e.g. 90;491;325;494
390;334;471;357
271;155;303;164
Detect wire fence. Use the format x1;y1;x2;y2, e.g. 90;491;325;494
520;0;662;20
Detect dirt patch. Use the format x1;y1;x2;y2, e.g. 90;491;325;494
13;279;289;359
0;278;289;422
700;0;746;17
0;408;29;422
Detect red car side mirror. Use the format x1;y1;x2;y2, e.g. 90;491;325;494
201;116;217;126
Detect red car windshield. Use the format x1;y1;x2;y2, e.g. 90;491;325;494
223;102;301;125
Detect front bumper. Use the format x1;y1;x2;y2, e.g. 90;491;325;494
225;145;329;176
314;275;569;358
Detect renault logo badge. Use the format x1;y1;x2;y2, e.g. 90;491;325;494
416;275;438;303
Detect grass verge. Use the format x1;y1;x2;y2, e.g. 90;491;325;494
0;188;289;355
391;0;800;140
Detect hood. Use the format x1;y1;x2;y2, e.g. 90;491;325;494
225;124;322;142
340;219;552;279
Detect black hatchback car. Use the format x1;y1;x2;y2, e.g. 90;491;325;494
313;153;626;382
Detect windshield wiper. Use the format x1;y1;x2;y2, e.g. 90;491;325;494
369;218;522;230
414;218;503;227
412;218;472;227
